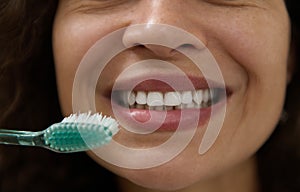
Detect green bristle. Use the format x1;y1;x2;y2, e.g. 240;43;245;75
43;122;113;152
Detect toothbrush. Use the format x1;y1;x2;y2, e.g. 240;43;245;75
0;112;119;153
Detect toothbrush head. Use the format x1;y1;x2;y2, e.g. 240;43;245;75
43;112;119;153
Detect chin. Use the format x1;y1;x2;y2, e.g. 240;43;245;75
88;149;216;192
119;168;198;191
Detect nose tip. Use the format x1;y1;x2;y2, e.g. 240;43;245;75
122;24;175;48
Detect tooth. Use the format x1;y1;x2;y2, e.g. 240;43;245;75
186;102;196;109
165;106;174;110
154;106;164;111
136;91;147;105
195;103;201;109
164;92;181;106
193;90;203;105
203;89;210;103
181;91;193;104
147;92;164;107
175;104;182;109
177;102;195;109
128;91;136;106
136;104;145;109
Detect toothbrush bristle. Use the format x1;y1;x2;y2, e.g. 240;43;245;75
61;112;119;135
44;112;119;152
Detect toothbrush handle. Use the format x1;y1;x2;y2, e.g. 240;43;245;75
0;129;44;147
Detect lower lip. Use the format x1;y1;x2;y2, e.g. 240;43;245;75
111;101;226;132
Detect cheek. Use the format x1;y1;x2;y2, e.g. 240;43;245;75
221;13;290;85
52;19;86;115
211;9;290;109
214;10;290;151
184;7;291;163
52;14;125;115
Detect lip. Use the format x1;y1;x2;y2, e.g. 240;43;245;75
105;74;226;95
104;75;230;132
111;102;224;132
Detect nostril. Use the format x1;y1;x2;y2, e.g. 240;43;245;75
175;43;196;51
133;43;142;47
181;44;194;48
143;44;176;58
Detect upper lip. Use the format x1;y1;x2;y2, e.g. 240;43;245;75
96;55;232;98
104;74;228;96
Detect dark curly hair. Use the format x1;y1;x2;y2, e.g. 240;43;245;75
0;1;118;191
0;0;299;191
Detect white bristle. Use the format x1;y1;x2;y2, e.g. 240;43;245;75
61;111;119;134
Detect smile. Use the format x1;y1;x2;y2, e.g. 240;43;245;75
108;78;229;132
112;88;224;111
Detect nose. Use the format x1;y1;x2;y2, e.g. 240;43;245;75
143;44;175;59
122;1;206;58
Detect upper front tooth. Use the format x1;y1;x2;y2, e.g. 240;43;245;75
147;92;164;106
164;92;181;106
136;91;147;104
181;91;193;104
128;91;136;105
193;90;203;105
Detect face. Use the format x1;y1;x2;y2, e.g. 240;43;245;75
53;0;290;190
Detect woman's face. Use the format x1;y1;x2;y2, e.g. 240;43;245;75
53;0;290;190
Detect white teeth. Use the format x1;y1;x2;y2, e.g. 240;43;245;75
121;88;218;110
193;90;203;105
154;106;164;111
186;102;197;109
136;104;145;109
147;92;164;106
128;91;136;106
181;91;193;104
136;91;147;105
203;89;210;103
164;92;181;106
165;106;174;110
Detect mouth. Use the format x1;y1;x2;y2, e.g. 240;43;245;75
105;76;230;132
113;87;224;110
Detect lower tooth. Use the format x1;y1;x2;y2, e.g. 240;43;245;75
186;103;196;109
165;106;174;110
175;105;182;110
136;104;145;109
129;101;212;110
155;106;164;111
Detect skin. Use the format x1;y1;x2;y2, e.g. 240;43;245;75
53;0;291;191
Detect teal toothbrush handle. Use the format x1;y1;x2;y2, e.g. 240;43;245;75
0;129;44;147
